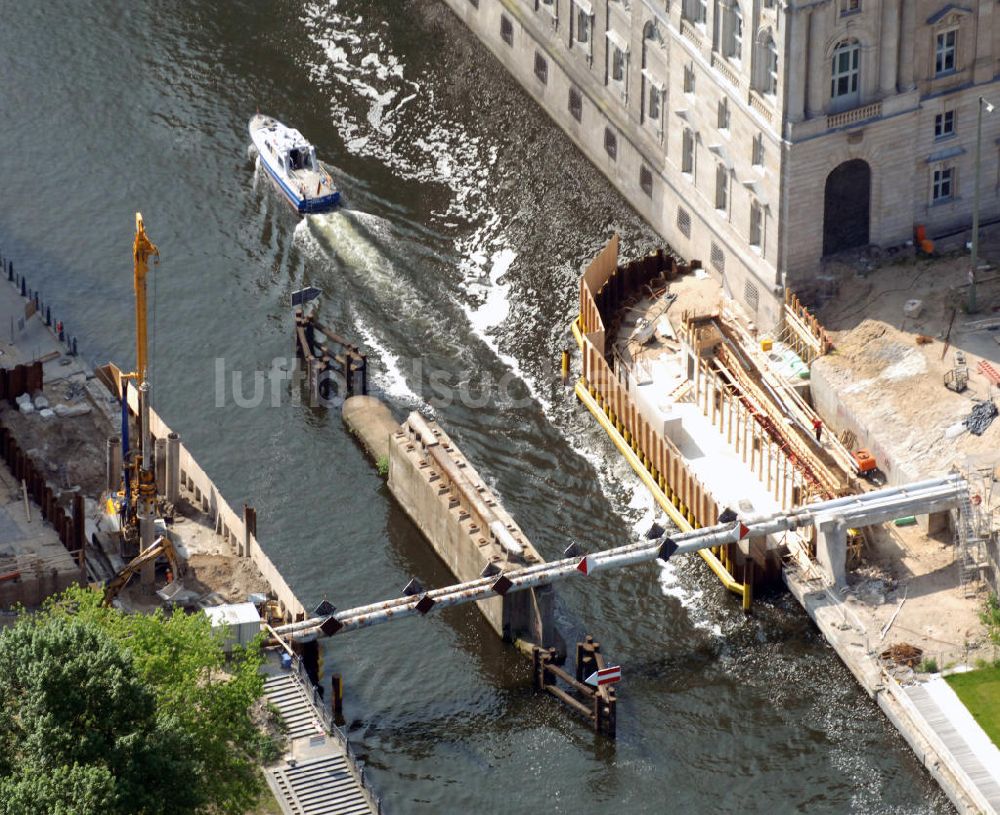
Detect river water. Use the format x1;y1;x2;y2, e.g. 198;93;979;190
0;1;952;812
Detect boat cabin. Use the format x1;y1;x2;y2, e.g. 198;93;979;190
287;145;317;173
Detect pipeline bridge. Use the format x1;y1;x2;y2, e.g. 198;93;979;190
276;475;967;642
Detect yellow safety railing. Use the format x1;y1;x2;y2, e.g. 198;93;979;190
570;317;750;610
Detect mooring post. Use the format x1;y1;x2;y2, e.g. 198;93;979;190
301;639;320;688
605;688;617;739
332;673;345;725
308;357;320;406
344;355;353;397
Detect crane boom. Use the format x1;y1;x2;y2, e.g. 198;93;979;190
132;213;158;383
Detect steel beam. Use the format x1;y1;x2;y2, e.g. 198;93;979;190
276;476;967;641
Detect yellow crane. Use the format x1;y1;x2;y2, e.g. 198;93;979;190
112;214;161;557
131;212;158;384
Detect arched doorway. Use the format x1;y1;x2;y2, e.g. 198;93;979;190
823;159;871;256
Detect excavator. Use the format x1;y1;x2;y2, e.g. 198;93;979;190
102;535;184;606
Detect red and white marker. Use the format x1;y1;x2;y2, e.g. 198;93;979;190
738;522;750;540
577;555;594;575
584;665;622;687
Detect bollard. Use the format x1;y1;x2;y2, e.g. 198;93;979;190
71;337;77;356
331;673;345;725
33;292;38;310
5;260;10;282
106;436;122;492
57;322;64;342
45;305;50;326
165;432;180;505
19;277;25;297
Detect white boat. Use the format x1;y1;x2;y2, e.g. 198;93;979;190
249;114;340;214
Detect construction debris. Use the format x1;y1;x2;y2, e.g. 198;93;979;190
964;400;998;436
880;642;923;667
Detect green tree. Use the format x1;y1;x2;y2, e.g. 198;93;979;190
0;586;269;815
982;593;1000;648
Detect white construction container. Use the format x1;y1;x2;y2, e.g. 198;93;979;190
204;602;262;651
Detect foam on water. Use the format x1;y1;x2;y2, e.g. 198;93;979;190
351;309;427;409
297;1;711;628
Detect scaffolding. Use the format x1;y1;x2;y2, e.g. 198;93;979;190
954;466;998;597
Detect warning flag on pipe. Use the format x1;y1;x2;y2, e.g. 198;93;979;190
658;538;678;562
577;555;594;575
291;286;322;307
585;665;622;687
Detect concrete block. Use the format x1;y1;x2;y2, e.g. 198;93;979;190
903;299;923;318
917;510;950;535
815;514;848;588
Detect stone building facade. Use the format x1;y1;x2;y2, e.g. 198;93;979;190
442;0;1000;327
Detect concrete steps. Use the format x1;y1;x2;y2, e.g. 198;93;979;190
264;674;326;741
270;755;373;815
263;673;378;815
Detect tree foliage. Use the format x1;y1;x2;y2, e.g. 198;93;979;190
0;586;268;815
982;593;1000;648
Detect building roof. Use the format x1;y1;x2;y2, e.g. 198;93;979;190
204;601;261;628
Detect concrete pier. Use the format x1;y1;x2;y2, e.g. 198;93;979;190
344;396;558;649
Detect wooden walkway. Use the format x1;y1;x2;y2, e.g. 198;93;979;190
904;680;1000;813
263;672;380;815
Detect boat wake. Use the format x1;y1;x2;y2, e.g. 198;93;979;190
295;2;713;630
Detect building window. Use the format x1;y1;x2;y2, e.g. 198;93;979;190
682;128;695;173
932;166;954;202
744;279;760;314
725;3;744;62
830;39;860;104
717;97;730;130
683;0;708;25
752;132;764;166
935;110;955;139
749;200;763;248
765;37;778;95
640;165;654;196
538;0;557;21
840;0;861;14
568;86;583;121
648;81;662;124
610;44;626;83
715;164;728;210
534;51;548;83
572;2;592;47
711;242;726;272
935;29;957;75
677;206;692;237
684;63;695;94
501;14;513;45
605;127;618;160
